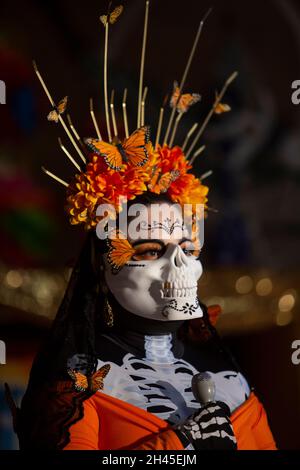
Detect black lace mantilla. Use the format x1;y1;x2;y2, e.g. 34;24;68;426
11;379;94;450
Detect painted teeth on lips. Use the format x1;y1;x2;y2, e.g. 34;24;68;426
161;282;198;298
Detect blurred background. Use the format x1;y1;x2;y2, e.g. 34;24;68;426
0;0;300;449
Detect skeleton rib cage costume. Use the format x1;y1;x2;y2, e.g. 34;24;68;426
5;2;276;450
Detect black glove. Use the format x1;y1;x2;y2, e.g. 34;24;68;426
174;401;237;450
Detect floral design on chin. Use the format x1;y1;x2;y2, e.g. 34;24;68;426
162;297;200;318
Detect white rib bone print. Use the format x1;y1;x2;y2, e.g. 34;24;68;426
97;353;250;425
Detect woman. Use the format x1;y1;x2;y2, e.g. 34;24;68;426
5;4;276;450
7;190;276;451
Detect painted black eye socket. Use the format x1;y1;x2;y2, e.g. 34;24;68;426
131;241;201;261
131;246;166;261
182;248;193;256
181;244;201;258
146;250;161;257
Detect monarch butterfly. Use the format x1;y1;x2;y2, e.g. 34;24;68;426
47;96;68;123
170;82;201;113
68;364;111;393
148;168;180;193
85;126;150;171
100;5;123;26
214;92;231;114
107;230;135;269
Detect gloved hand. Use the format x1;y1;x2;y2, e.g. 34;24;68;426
174;401;237;450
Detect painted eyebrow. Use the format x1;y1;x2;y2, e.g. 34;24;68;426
131;239;166;248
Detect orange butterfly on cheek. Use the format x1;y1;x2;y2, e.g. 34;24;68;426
170;82;201;113
107;233;136;269
84;126;150;171
68;364;111;393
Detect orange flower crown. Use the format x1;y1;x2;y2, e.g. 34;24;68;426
35;2;238;231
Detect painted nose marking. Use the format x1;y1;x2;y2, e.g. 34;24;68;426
172;245;185;268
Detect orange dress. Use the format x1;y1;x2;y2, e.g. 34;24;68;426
63;306;276;451
64;390;277;450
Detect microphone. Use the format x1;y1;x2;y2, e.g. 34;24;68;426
192;372;216;405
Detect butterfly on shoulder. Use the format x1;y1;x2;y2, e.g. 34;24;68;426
47;96;68;123
68;363;111;393
148;167;180;194
84;126;150;171
100;4;123;26
170;82;201;113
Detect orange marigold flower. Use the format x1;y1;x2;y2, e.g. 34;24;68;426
148;144;209;208
65;142;209;230
65;151;152;229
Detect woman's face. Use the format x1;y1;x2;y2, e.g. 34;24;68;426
104;202;203;321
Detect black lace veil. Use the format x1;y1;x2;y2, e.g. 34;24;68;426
15;231;107;449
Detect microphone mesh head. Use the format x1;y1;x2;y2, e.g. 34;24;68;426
194;372;211;382
192;372;216;404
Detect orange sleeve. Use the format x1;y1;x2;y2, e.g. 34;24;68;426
64;398;184;451
231;393;277;450
124;429;184;451
64;398;99;450
251;402;277;450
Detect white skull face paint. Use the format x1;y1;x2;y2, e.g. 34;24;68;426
104;203;203;321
